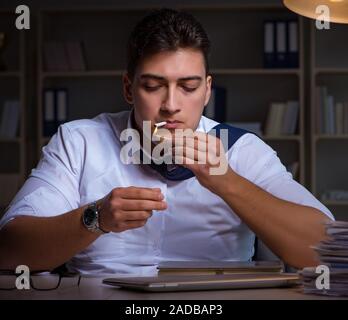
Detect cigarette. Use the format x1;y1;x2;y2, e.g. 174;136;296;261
154;121;167;128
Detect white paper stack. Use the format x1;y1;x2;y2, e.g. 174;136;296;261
300;220;348;296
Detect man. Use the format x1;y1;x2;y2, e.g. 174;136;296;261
0;9;333;275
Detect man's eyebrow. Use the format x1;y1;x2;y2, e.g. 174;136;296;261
139;74;203;81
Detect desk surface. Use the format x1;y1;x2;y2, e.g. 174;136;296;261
0;275;347;300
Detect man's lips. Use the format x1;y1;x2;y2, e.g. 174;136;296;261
163;121;182;129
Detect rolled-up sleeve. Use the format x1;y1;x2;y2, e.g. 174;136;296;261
230;133;334;221
0;124;82;230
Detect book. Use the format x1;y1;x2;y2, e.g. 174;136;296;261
56;89;68;126
326;95;335;135
287;21;299;68
43;89;69;137
264;102;286;136
263;21;276;68
0;100;20;138
336;102;344;135
275;21;287;68
157;260;284;276
344;102;348;134
43;89;56;137
282;101;299;135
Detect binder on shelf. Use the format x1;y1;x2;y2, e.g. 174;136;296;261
204;86;226;123
43;89;56;137
326;95;335;135
287;21;299;68
43;88;69;137
0;100;20;139
275;21;287;68
263;21;276;68
56;89;68;127
263;20;299;69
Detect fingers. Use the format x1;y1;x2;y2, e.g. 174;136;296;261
112;186;164;201
173;133;224;155
116;210;153;221
174;145;222;166
120;199;167;211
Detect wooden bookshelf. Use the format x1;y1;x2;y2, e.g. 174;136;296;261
0;10;26;211
310;21;348;214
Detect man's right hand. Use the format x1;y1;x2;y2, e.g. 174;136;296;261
97;187;167;233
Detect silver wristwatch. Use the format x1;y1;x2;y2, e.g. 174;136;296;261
82;202;108;235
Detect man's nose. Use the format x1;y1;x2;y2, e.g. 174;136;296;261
161;86;181;114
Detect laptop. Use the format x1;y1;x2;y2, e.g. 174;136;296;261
102;273;300;292
157;260;284;275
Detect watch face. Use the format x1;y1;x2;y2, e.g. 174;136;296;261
83;208;96;227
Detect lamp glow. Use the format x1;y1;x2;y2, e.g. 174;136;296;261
284;0;348;24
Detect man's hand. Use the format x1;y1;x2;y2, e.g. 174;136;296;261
97;187;167;233
172;131;234;196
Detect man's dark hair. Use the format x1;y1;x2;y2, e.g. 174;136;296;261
126;8;211;78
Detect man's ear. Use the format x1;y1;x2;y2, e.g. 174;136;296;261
203;75;212;107
122;73;133;105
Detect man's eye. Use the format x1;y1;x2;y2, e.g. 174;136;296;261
182;86;197;92
143;85;161;92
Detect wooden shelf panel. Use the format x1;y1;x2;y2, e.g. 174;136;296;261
322;200;348;206
263;135;302;141
211;68;300;76
315;68;348;75
0;138;22;143
0;71;21;77
42;70;124;78
315;135;348;141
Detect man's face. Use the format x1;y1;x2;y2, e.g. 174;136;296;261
123;48;212;133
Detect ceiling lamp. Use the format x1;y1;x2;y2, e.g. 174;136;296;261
284;0;348;24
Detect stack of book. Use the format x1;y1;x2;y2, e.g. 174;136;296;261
316;86;348;135
321;190;348;202
300;221;348;297
264;101;299;136
43;41;87;71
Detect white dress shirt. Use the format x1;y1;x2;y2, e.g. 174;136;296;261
0;110;334;275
